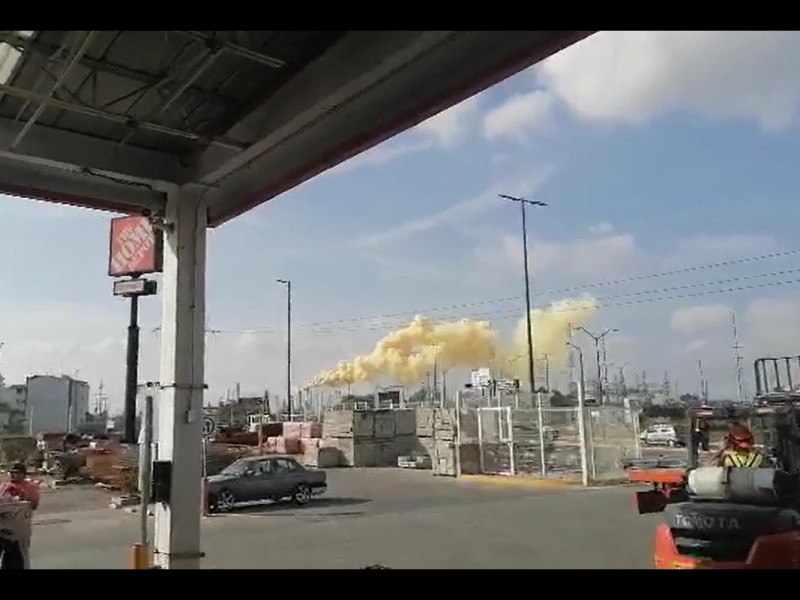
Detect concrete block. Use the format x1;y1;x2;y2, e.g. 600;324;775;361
433;440;457;477
412;436;436;459
394;409;417;436
375;441;398;467
394;434;417;457
352;412;375;439
322;410;354;438
373;410;395;439
332;438;377;467
415;407;435;437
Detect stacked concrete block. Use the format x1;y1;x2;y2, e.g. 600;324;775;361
319;409;416;468
302;439;341;468
412;408;460;477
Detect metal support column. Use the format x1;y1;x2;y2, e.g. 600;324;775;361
153;187;206;570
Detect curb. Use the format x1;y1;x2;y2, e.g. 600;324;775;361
458;474;582;489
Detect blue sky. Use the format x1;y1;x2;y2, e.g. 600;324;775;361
2;31;800;407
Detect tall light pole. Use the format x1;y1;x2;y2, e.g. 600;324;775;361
566;342;585;398
277;279;292;420
499;194;547;395
576;327;619;405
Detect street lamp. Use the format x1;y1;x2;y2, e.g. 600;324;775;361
576;327;619;405
276;279;292;420
566;342;586;399
499;194;547;395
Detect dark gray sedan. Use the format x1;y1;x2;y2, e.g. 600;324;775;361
206;455;327;513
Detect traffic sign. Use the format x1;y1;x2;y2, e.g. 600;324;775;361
202;415;216;438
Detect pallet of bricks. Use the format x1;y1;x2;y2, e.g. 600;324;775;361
312;409;416;468
414;407;460;477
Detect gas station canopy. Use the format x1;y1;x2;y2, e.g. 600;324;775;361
0;30;594;569
0;31;592;227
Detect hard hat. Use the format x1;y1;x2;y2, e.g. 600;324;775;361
728;423;755;449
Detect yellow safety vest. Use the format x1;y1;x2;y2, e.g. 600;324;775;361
722;450;764;468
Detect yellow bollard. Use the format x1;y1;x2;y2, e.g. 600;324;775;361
130;543;151;569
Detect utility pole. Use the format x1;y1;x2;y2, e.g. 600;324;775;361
576;327;619;405
499;194;547;395
697;359;708;403
731;310;745;403
277;279;292;421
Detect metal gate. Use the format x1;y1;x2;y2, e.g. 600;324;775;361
477;406;515;475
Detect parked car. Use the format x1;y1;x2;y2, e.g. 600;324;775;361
206;455;327;513
639;423;686;447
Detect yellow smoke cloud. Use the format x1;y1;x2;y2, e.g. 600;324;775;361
507;295;599;381
310;295;599;388
310;316;497;388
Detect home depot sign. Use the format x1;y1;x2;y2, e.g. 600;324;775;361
107;216;163;277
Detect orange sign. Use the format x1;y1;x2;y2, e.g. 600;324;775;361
108;216;163;277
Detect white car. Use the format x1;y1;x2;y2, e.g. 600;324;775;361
640;424;684;447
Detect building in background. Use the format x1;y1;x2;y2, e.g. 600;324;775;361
26;375;90;433
0;376;27;433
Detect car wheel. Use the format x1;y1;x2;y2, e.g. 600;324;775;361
293;484;311;506
215;489;236;513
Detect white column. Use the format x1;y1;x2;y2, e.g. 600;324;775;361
153;187;207;569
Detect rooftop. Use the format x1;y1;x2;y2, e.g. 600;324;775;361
0;30;592;226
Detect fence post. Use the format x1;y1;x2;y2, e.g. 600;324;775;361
576;381;590;487
507;406;515;476
455;390;462;477
536;392;547;478
477;407;485;475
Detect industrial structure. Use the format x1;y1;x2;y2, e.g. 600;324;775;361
0;30;593;569
25;375;90;433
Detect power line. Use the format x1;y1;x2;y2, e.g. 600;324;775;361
207;268;800;335
226;247;800;332
301;276;800;334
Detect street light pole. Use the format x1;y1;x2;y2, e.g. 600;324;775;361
567;342;585;398
277;279;292;421
499;194;547;395
576;327;619;405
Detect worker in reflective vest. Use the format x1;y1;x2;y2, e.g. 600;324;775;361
713;423;764;468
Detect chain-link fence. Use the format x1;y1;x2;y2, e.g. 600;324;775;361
454;391;641;483
586;406;641;482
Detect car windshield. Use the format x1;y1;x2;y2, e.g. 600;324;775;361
220;460;250;476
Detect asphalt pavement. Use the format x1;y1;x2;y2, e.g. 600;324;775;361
29;469;660;569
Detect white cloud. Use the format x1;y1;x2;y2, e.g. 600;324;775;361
326;140;435;176
663;233;780;268
681;339;709;355
671;304;732;334
0;299;379;412
415;95;481;147
589;222;614;236
355;164;554;248
482;90;555;141
474;230;645;282
324;95;482;177
538;31;800;132
745;297;800;356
